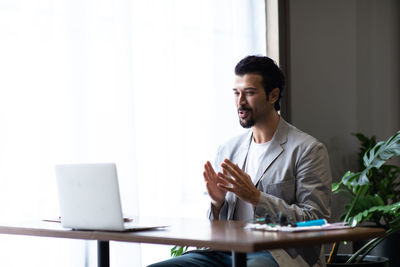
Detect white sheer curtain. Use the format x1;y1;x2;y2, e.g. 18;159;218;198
0;0;266;266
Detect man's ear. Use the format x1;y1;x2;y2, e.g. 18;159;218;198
268;88;280;104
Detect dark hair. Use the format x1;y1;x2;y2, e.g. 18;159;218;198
234;55;285;111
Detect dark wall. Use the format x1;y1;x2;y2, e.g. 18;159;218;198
288;0;400;234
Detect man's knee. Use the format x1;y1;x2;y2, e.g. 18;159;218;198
146;253;208;267
147;251;231;267
247;257;279;267
146;258;184;267
247;251;279;267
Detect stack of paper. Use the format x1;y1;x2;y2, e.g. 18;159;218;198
244;222;351;232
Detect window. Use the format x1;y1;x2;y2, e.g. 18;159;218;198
0;0;267;265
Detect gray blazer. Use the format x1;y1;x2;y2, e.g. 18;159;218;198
208;118;332;266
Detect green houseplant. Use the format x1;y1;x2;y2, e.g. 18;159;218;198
327;131;400;265
171;245;189;257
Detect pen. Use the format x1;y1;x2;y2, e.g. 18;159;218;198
296;219;327;227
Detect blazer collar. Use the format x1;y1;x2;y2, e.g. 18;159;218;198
252;117;289;185
234;130;253;170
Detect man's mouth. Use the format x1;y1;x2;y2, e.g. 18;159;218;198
238;108;251;119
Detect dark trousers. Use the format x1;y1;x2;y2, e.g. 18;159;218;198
147;250;279;267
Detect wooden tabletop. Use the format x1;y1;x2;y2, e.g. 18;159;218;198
0;218;386;253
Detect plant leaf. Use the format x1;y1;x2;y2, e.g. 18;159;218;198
344;131;400;189
332;183;340;192
348;201;400;226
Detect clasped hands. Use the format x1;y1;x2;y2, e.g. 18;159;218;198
203;158;260;211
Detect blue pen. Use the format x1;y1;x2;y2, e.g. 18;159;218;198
296;219;327;227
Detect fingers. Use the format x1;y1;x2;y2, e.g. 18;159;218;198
216;179;230;190
204;159;247;190
221;159;241;178
216;177;234;192
203;161;214;182
217;182;234;193
224;158;242;172
203;167;210;181
203;171;209;182
206;161;216;175
217;172;235;185
208;161;217;176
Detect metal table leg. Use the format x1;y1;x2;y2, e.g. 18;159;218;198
232;251;246;267
98;241;110;267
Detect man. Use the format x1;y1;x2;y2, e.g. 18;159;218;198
149;55;332;267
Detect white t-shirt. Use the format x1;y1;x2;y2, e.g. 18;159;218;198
233;138;271;221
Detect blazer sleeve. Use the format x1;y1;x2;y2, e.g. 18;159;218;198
207;201;229;220
254;141;332;222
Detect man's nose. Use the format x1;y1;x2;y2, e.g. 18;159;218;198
238;93;246;105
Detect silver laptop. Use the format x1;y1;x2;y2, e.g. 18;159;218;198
55;163;165;231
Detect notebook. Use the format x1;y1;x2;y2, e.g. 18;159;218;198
55;163;166;231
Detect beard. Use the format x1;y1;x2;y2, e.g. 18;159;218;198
238;107;255;128
239;117;255;128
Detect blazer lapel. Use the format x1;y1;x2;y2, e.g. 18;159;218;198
234;131;253;169
253;118;288;186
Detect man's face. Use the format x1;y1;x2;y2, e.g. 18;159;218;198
233;74;275;128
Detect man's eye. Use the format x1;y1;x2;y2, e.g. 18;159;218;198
246;92;254;96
